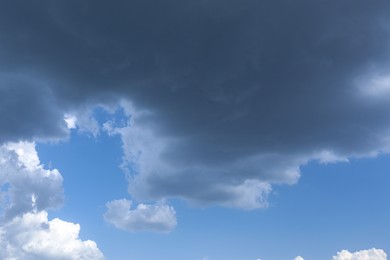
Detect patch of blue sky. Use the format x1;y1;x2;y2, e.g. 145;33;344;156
92;105;129;130
36;131;125;241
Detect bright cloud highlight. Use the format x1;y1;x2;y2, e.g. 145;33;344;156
0;211;104;260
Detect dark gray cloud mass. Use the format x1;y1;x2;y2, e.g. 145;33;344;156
1;0;390;207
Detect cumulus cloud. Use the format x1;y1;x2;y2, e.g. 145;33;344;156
0;142;104;258
332;248;387;260
1;0;390;209
293;256;305;260
0;211;104;260
104;199;177;233
0;142;63;220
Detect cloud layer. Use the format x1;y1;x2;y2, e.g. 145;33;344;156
1;1;390;209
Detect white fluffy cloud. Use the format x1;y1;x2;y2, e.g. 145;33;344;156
104;199;177;233
332;248;387;260
0;142;63;220
0;141;104;259
293;256;305;260
0;211;104;260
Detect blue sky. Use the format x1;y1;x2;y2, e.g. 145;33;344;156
1;1;390;259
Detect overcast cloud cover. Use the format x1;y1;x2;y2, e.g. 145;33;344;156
1;0;390;208
1;0;390;257
0;0;389;204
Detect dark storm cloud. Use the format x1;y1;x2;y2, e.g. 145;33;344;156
0;76;68;143
1;0;390;207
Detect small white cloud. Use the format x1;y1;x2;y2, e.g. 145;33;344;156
64;114;77;129
332;248;387;260
64;108;101;137
104;199;177;233
293;256;305;260
0;211;104;260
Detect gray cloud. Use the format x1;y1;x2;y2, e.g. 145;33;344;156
1;1;390;207
0;75;69;143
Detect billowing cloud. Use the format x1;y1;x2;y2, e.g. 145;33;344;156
1;1;390;209
105;104;273;209
0;142;63;221
104;199;177;233
332;248;387;260
0;211;104;260
0;142;104;258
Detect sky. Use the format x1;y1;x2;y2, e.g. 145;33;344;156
0;0;390;259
